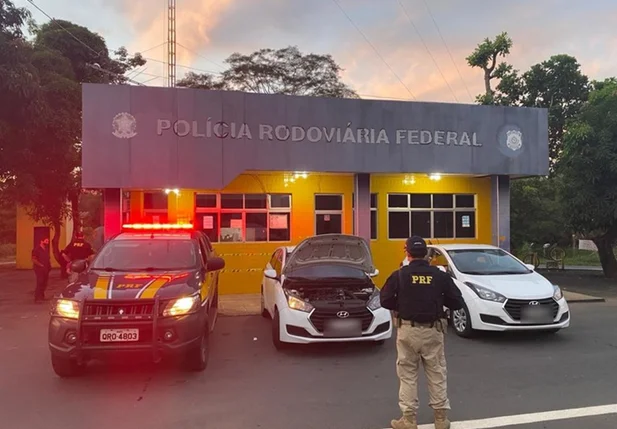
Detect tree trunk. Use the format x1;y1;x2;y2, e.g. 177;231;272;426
592;235;617;278
69;191;81;239
50;219;64;268
484;70;492;96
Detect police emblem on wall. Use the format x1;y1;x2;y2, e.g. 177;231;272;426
112;112;137;139
506;129;523;151
497;125;524;158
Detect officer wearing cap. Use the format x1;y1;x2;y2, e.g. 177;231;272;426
380;235;464;429
61;231;95;283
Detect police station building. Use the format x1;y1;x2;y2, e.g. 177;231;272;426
75;83;548;294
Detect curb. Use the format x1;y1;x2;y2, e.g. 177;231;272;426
220;311;260;317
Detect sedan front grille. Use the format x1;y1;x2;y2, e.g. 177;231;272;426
309;307;374;333
504;298;559;321
83;301;154;320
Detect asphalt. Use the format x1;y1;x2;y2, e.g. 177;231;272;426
1;299;617;429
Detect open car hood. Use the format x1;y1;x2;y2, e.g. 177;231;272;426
283;234;375;275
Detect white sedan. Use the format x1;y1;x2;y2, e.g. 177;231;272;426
425;244;570;337
260;234;393;350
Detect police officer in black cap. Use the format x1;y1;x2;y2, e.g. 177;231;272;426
381;235;464;429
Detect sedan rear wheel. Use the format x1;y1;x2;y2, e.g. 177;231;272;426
452;302;474;338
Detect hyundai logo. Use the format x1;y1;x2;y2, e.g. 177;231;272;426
336;311;350;319
529;301;540;306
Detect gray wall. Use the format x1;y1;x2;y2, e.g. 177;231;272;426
82;84;549;189
491;175;511;251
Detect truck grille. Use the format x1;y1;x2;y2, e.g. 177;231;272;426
504;298;559;321
83;301;154;320
309;307;374;333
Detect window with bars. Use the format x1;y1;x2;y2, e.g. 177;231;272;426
387;193;476;240
315;194;343;235
194;193;291;243
352;193;378;240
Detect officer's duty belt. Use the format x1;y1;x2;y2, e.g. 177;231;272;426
399;319;436;328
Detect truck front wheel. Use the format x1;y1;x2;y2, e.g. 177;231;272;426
51;355;83;378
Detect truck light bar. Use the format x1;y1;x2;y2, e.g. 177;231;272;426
122;223;193;230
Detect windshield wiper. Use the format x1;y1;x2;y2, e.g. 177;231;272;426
489;271;528;275
461;270;489;275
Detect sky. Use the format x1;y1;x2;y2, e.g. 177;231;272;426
15;0;617;104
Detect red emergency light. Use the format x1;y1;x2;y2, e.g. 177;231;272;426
122;223;194;231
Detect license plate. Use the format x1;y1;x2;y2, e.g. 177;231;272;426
100;328;139;342
520;306;553;324
323;319;362;338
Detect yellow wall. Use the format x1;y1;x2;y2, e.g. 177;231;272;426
163;173;355;294
370;174;492;286
126;172;492;295
16;206;72;269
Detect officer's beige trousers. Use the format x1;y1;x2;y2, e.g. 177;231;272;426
396;323;450;416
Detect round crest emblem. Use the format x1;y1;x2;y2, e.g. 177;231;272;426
112;112;137;139
505;129;523;151
497;125;525;158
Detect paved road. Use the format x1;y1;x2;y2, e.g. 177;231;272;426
1;300;616;429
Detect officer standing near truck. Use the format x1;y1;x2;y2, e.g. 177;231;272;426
61;231;95;283
380;236;464;429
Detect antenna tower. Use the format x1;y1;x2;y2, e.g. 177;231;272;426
167;0;176;87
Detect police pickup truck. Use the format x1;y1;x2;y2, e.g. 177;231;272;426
48;223;225;377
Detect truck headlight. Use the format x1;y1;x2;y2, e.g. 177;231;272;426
162;294;200;317
464;282;506;303
553;284;563;301
54;299;80;319
285;291;314;313
367;291;381;311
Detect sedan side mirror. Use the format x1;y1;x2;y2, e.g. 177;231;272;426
264;268;278;280
70;259;87;274
525;263;535;271
437;265;447;273
368;268;380;277
206;257;225;272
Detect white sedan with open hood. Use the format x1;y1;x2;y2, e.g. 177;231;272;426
260;234;392;349
426;244;570;337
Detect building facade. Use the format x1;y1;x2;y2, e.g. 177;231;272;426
74;83;547;294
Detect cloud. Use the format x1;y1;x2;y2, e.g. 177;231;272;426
101;0;617;100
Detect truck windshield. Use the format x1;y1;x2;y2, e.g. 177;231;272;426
91;239;198;271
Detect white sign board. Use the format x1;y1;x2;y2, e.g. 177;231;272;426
578;239;598;252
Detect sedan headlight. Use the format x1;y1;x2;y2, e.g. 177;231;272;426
162;294;201;317
284;291;314;313
53;299;80;319
367;291;381;311
553;284;563;301
464;282;506;303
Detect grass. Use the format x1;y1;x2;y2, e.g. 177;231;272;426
515;246;612;267
563;249;604;267
0;243;15;262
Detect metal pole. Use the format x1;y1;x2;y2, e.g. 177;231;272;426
168;0;176;87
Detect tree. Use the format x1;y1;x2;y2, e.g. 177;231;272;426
467;34;590;165
558;79;617;277
0;1;41;181
29;21;145;244
33;20;145;84
520;55;590;165
177;45;358;98
1;4;146;266
0;0;29;39
510;177;566;250
466;31;513;105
